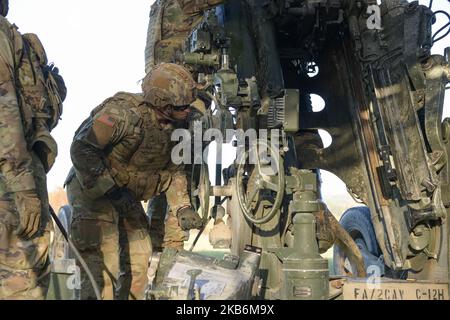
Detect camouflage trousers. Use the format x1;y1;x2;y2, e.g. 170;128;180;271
0;152;51;300
66;177;152;300
147;194;187;252
147;161;196;252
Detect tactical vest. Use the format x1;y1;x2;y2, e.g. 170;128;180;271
97;93;174;200
15;32;64;172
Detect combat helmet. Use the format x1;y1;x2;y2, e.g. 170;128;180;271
0;0;9;17
142;63;205;118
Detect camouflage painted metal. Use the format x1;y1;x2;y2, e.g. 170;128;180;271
277;213;329;300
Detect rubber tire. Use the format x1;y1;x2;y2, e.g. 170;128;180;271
333;206;382;275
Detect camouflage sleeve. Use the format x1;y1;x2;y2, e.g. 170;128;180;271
178;0;225;14
0;20;36;192
71;99;140;197
145;0;163;73
164;162;191;213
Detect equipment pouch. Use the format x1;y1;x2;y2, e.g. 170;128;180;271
70;218;102;250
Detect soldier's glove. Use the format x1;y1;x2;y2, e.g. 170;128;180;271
177;206;203;231
105;186;145;217
13;190;42;239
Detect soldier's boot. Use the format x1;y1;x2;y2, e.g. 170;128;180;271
70;217;119;300
147;194;168;252
162;212;188;251
117;215;152;300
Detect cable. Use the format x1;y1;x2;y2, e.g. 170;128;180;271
433;22;450;43
189;216;212;252
220;196;227;205
49;206;102;300
430;11;450;44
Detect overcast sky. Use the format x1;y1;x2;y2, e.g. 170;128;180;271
6;0;450;206
8;0;151;191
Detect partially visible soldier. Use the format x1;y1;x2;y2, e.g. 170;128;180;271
145;0;225;73
65;63;203;300
0;0;66;299
145;0;225;252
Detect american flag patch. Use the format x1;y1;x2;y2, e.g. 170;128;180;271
97;114;115;127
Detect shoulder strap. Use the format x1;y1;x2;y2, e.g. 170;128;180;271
21;36;38;84
22;33;47;65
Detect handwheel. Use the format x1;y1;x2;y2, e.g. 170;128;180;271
235;139;285;225
191;161;210;224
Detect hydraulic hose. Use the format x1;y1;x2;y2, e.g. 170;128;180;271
189;216;212;252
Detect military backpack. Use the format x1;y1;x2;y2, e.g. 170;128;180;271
15;32;66;172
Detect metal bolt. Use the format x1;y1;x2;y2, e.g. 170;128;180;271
413;229;423;237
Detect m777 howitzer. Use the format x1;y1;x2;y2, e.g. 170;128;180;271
146;0;450;300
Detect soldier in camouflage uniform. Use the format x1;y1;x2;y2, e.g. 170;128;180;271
66;63;203;300
145;0;224;252
145;0;225;73
0;0;66;299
